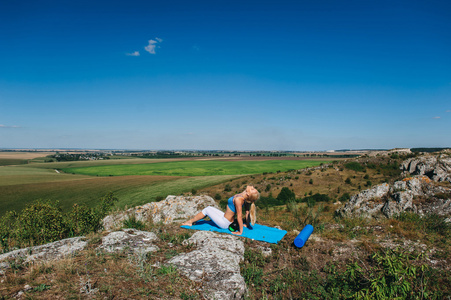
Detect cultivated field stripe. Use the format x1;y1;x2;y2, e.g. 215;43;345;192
62;160;329;177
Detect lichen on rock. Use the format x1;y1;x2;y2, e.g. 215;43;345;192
103;195;218;230
168;231;246;300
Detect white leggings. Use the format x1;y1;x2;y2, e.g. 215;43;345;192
202;206;232;229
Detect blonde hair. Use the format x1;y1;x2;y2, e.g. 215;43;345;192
245;186;259;226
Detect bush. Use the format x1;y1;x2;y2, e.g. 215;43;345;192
315;249;442;299
303;193;331;204
0;193;118;251
67;203;102;236
224;184;232;192
256;196;285;208
265;184;271;192
345;162;365;172
338;193;351;202
277;187;296;204
17;200;68;246
214;193;222;201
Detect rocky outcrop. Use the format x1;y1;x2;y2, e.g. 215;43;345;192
96;229;159;255
336;183;390;218
0;237;87;274
401;154;451;183
168;231;246;300
103;195;218;230
337;153;451;219
337;176;451;218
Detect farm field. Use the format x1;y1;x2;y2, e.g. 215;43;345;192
62;159;328;177
0;154;330;216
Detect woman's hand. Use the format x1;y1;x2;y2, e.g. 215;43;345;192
231;231;242;235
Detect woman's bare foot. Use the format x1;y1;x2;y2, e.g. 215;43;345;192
181;221;193;226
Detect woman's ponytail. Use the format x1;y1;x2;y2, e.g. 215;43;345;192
250;203;257;226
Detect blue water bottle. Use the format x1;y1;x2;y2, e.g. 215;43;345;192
294;224;314;248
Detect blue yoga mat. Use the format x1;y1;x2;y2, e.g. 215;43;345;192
181;220;287;244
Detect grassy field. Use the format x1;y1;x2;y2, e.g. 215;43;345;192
62;159;328;176
0;174;240;215
1;157;329;216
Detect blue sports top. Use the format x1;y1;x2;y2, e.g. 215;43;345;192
227;194;250;213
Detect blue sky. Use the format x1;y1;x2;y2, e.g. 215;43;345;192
1;0;450;151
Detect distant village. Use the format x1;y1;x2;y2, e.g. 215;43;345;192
2;147;448;162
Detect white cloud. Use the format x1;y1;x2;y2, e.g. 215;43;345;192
446;110;451;113
145;38;162;54
0;124;21;128
432;116;441;119
126;51;140;56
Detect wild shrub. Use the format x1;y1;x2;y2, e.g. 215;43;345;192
256;196;285;208
277;187;296;203
0;193;117;251
224;184;232;192
0;211;18;252
67;203;102;236
329;249;437;299
345;162;365;172
338;192;351;202
265;184;271;192
302;193;331;204
16;199;68;246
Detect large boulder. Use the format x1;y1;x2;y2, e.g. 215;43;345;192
401;154;451;183
168;231;246;300
336;183;390;218
337;176;451;218
0;237;87;274
96;229;159;255
103;195;218;230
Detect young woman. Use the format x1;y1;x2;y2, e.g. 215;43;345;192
181;185;259;235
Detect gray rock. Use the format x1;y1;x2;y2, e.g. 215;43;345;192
382;190;416;218
401;154;451;183
337;174;451;218
103;195;218;230
336;183;390;217
97;229;159;255
0;237;87;272
168;231;246;300
416;198;451;216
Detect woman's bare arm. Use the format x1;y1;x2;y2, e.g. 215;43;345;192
232;197;244;235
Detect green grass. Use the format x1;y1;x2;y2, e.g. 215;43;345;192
0;166;91;186
0;159;328;217
0;174;240;216
0;159;29;166
28;158;182;169
62;160;329;177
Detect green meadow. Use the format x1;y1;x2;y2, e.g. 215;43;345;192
62;159;327;176
0;158;329;216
